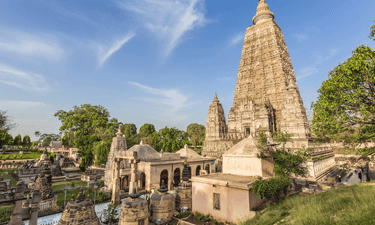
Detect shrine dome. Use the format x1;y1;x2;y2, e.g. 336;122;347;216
127;140;161;161
176;144;202;159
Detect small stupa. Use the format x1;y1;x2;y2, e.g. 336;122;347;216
176;159;192;211
150;180;175;224
119;151;149;225
32;171;54;200
57;187;101;225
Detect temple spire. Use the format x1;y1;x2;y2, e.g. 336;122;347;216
252;0;275;25
212;92;219;103
116;125;123;137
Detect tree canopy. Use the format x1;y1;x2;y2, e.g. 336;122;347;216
54;104;120;168
22;135;31;147
186;123;205;147
0;111;17;132
121;124;139;148
13;134;22;146
370;20;375;41
310;45;375;153
138;124;156;139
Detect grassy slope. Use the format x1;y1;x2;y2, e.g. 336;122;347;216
241;181;375;225
0;152;42;161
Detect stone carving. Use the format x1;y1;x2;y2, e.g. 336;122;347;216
213;193;220;210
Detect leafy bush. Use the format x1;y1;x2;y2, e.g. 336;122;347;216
194;213;210;221
252;176;290;200
175;212;191;218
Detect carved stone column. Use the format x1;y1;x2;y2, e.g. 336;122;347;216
112;159;121;205
9;181;26;225
29;189;41;225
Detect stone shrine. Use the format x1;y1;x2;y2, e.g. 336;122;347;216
104;126;215;194
202;0;337;182
176;160;192;212
150;180;175;224
119;151;149;225
32;172;54;200
57;187;101;225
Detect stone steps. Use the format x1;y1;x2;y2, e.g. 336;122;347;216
315;166;339;182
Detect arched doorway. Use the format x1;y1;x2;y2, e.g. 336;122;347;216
122;176;129;189
205;164;210;174
188;167;191;178
196;165;201;176
160;170;169;188
174;168;181;187
140;172;146;189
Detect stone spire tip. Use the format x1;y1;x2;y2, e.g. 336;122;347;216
116;125;123;137
213;92;219;103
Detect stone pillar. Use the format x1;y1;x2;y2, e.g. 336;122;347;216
9;181;26;225
111;159;121;205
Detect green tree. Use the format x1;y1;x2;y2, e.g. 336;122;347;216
13;134;22;146
310;45;375;155
157;127;189;153
54;104;120;168
370;20;375;41
93;140;112;166
0;130;8;149
42;136;52;147
0;110;17;132
121;123;140;148
22;135;31;147
138;124;156;139
186;123;205;147
34;131;40;139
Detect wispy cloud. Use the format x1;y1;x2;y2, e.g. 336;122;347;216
97;32;136;67
129;81;190;113
0;29;64;60
215;77;231;81
292;34;308;43
0;64;51;92
296;67;319;81
297;48;339;80
230;33;244;45
118;0;209;57
0;101;45;111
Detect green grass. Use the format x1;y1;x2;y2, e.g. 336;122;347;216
52;180;110;207
0;169;18;187
0;152;42;161
0;204;14;223
240;181;375;225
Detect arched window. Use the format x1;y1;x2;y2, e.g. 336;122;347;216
205;164;210;174
196;165;201;176
174;168;181;187
160;170;168;189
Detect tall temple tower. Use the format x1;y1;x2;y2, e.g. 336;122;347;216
202;0;337;182
228;0;310;139
202;0;312;157
205;93;227;141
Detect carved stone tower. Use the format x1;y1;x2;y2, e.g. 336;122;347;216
205;93;227;141
228;0;309;137
104;125;127;192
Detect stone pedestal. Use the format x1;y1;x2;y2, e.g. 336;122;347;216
150;182;175;224
120;198;149;225
9;181;26;225
176;160;192;211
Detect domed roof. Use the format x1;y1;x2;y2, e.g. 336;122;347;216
223;135;261;158
176;144;201;159
127;140;161;161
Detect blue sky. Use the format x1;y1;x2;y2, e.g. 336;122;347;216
0;0;374;141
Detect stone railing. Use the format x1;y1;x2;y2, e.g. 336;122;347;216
0;161;24;169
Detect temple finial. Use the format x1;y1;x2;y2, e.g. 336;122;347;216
116;125;123;137
252;0;274;25
213;93;219;103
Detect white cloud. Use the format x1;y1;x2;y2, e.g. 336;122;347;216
230;33;244;45
0;64;51;92
129;81;190;113
0;29;64;60
0;101;45;111
215;77;231;81
98;32;136;67
119;0;209;57
292;34;308;43
296;67;319;80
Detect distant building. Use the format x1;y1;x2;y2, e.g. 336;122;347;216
49;141;62;148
